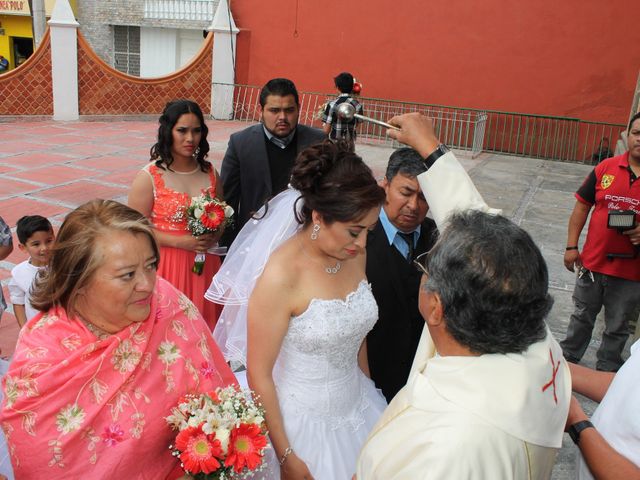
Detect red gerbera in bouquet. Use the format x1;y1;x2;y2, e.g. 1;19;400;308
166;386;269;479
186;190;234;275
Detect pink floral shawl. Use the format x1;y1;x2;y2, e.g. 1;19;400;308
0;277;236;479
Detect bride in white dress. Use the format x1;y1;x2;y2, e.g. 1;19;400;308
206;141;387;479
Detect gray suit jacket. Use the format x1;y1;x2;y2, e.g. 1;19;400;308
220;123;326;246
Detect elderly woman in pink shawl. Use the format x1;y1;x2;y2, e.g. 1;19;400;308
0;200;236;479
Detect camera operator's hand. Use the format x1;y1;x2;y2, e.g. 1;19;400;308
622;224;640;246
564;249;582;272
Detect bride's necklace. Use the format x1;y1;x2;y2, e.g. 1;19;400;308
297;236;342;275
171;164;200;175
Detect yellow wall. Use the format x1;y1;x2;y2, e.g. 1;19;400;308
0;1;76;70
0;15;32;69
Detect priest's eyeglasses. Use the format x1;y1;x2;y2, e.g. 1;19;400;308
413;251;429;277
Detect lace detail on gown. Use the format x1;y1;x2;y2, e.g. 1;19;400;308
273;280;380;432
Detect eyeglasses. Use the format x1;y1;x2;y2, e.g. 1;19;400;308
413;251;429;276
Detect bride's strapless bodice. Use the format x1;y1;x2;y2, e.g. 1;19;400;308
273;280;379;430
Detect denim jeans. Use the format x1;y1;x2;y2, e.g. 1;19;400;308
560;269;640;371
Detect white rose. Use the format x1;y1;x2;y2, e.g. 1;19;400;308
202;422;215;435
224;205;234;218
194;207;204;218
187;416;200;428
214;428;230;453
252;415;264;426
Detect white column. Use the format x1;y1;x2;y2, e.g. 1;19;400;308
48;0;80;121
31;0;46;47
208;0;239;120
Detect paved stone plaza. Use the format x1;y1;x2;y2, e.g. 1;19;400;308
0;118;634;478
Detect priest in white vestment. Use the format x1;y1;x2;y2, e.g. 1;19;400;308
356;114;571;480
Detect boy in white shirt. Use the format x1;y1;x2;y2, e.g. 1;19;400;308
8;215;54;327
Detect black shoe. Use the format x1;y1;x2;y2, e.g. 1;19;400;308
562;353;580;364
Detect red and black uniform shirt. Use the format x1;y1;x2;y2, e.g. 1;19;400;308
576;152;640;281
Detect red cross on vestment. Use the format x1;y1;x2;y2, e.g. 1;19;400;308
541;348;560;404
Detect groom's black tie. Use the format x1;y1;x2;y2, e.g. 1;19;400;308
398;232;415;261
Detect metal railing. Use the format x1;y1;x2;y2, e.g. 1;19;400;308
482;111;624;163
213;83;625;163
214;83;487;157
144;0;217;21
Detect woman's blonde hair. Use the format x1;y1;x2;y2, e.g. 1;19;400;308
31;199;160;315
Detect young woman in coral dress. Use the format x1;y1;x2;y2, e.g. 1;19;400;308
129;100;224;329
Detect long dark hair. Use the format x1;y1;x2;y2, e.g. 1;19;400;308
150;99;211;172
289;140;385;226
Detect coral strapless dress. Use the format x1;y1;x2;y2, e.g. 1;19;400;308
147;164;222;329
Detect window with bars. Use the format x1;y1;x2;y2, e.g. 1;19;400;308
113;25;141;76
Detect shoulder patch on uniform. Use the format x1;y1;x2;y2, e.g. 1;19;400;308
601;174;614;189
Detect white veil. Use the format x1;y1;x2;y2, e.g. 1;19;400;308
205;188;303;367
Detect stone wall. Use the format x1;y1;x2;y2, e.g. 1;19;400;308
78;0;217;65
76;0;118;65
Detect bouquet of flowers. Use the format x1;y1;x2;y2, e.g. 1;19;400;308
166;386;269;479
186;191;234;275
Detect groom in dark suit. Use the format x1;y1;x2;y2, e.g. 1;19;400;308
220;78;326;247
366;148;438;401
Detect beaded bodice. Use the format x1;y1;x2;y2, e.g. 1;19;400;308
146;163;216;233
273;280;379;429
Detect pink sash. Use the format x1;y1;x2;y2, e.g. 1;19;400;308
1;277;236;479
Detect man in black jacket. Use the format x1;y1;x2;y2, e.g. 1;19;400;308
366;148;438;401
220;78;326;247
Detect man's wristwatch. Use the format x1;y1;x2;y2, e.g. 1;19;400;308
423;144;450;169
568;420;594;445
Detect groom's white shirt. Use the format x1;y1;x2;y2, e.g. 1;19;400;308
356;151;571;480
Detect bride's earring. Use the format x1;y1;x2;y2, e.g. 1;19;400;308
193;147;201;159
311;223;320;240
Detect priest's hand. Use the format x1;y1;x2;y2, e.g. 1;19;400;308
386;113;440;158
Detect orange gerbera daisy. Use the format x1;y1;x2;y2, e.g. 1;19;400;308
205;389;219;403
224;423;267;473
175;424;224;474
200;203;225;230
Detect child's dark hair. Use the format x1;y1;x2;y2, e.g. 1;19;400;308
16;215;53;244
334;72;355;94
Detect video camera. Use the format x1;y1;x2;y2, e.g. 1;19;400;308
606;210;638;260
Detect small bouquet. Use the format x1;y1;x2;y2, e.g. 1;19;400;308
166;386;269;479
186;191;234;275
316;101;329;121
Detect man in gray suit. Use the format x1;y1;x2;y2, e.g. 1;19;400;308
220;78;326;247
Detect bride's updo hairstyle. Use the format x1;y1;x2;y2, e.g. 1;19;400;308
290;140;385;226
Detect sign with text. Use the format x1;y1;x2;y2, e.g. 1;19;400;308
0;0;31;15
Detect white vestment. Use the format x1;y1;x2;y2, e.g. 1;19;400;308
357;328;570;479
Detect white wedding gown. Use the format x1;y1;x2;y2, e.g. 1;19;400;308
260;280;387;479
